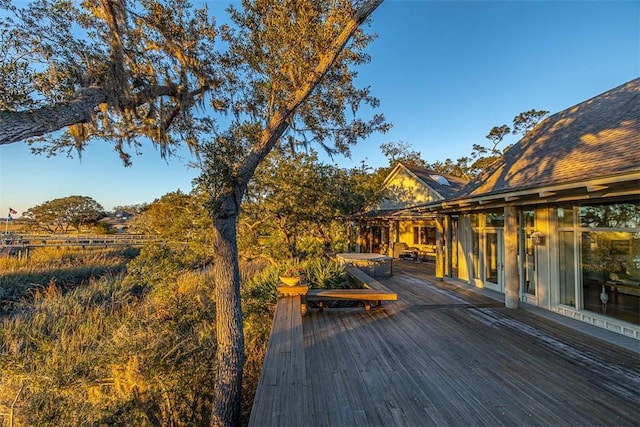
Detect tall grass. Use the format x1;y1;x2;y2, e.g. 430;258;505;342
1;269;218;426
0;248;346;426
0;246;136;273
0;247;135;305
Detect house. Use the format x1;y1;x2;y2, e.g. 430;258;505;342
351;163;467;258
356;78;640;338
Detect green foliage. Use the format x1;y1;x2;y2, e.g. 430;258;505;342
23;195;105;233
0;0;89;111
241;266;281;319
485;124;512;147
380;140;427;169
424;156;471;180
512;109;550;135
304;257;347;289
127;191;212;243
214;0;388;158
112;204;149;216
1;0;220;160
295;235;326;259
329;226;351;254
123;244;207;290
93;221;113;235
241;150;376;261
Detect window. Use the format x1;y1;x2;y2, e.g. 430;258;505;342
559;231;576;307
430;174;450;186
579;203;640;228
557;205;574;228
484;211;504;227
559;201;640;324
413;226;436;245
522;209;535;295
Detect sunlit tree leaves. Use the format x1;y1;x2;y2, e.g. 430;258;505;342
1;1;387;423
24;195;105;233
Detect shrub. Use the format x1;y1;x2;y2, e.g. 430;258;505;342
304;258;347;289
122;244;207;289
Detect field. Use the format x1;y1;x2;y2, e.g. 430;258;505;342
0;245;344;426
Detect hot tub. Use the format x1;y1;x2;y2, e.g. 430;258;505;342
336;253;393;277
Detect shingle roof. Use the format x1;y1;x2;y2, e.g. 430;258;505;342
401;164;468;199
456;78;640;199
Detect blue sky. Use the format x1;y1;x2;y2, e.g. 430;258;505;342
1;0;638;215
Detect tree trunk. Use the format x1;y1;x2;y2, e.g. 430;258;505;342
210;193;245;427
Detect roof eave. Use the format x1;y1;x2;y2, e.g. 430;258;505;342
440;171;640;211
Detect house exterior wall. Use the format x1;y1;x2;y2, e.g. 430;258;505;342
452;199;640;340
379;169;440;210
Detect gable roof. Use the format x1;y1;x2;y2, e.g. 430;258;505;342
385;163;468;200
456;78;640;200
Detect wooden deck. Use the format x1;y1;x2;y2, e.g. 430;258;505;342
250;261;640;426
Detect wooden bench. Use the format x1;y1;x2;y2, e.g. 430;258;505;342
305;266;397;311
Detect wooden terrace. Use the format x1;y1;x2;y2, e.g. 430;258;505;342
250;261;640;426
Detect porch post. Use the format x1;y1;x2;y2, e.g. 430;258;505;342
504;206;519;308
387;219;394;256
435;214;444;281
445;215;452;277
394;221;399;243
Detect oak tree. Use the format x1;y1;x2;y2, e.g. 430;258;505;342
242;150;376;260
0;0;387;424
24;195;105;233
196;4;388;422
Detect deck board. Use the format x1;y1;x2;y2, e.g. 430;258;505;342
251;261;640;426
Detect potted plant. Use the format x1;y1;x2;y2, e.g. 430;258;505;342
280;267;305;286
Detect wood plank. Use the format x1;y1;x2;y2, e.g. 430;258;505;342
345;265;396;294
307;288;397;301
249;296;306;427
251;261;640;426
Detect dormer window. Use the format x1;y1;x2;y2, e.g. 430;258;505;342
430;174;450;186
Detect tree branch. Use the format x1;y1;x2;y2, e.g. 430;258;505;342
0;87;107;145
238;0;383;185
0;83;212;146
